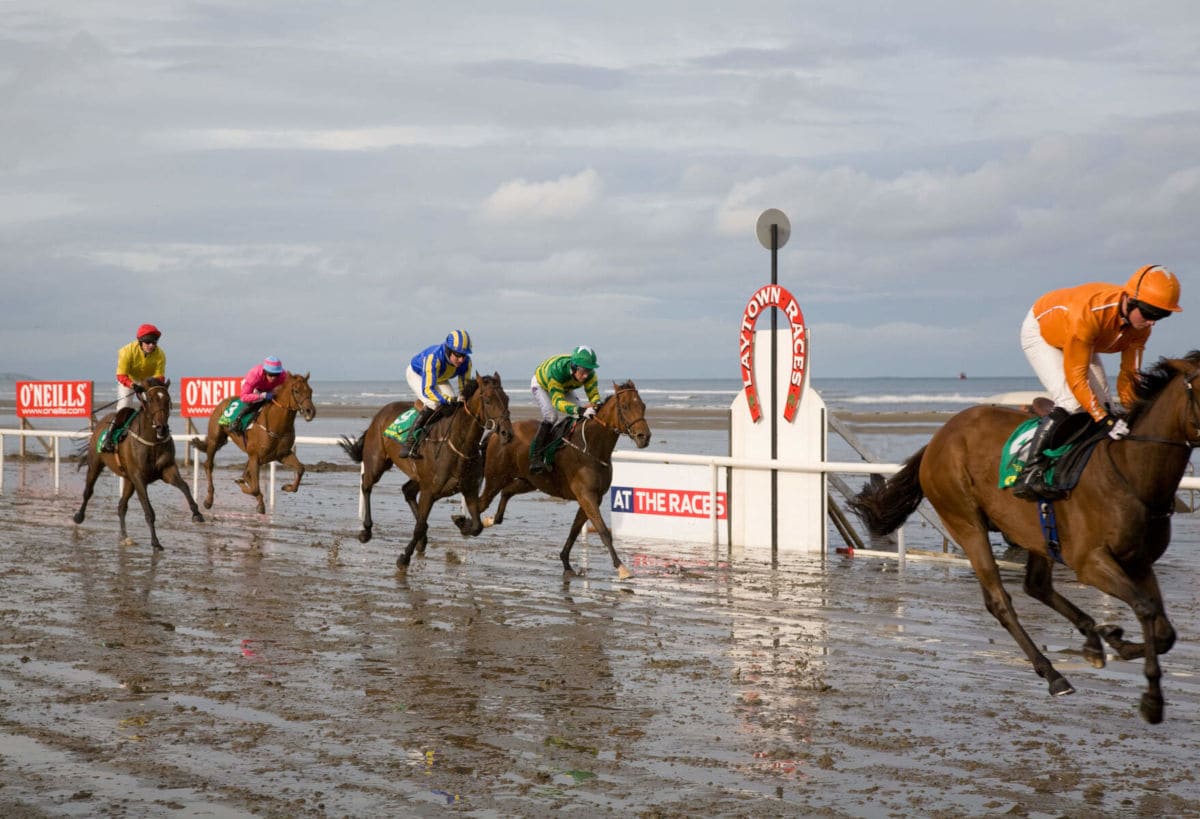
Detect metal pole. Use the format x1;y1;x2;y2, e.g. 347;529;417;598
770;223;779;565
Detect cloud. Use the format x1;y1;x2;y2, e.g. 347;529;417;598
481;168;603;223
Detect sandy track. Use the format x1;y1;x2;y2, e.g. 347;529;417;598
2;465;1200;817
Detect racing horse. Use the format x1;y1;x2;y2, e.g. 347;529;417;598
192;371;316;514
73;378;204;550
848;352;1200;724
461;380;652;580
338;373;513;569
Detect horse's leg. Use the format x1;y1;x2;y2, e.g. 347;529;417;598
401;481;428;555
1074;554;1174;724
398;491;435;570
237;457;266;514
115;476;137;545
129;477;163;551
279;450;305;493
1022;552;1107;668
559;506;590;576
564;492;630;580
72;453;105;524
201;431;227;510
161;462;205;523
951;522;1074;696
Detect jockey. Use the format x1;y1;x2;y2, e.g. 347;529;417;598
1013;264;1182;499
230;355;287;432
528;345;601;473
103;323;166;452
400;330;474;459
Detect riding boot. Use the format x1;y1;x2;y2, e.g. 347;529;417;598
399;407;434;459
528;420;554;473
1012;407;1069;500
100;408;134;452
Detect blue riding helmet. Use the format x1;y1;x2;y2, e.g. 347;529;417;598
444;330;472;356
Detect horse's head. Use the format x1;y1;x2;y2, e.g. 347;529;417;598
280;372;316;422
140;378;173;443
471;372;513;443
598;380;652;449
1128;351;1200;446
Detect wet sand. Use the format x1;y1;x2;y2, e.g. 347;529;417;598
3;442;1200;816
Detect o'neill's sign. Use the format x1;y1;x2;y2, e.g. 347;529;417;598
738;284;807;423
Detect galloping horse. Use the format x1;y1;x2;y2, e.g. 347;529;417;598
338;373;513;569
73;378;204;550
849;352;1200;723
192;372;316;514
464;380;651;579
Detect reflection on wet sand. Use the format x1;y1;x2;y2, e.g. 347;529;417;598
2;463;1200;816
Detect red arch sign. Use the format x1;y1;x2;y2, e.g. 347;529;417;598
738;284;807;422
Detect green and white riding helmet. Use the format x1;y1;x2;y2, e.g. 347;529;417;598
570;345;598;371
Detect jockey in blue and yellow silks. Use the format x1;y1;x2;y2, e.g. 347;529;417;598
399;330;474;459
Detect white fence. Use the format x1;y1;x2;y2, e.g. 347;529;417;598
4;427;1199;559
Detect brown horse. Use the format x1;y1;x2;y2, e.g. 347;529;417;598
192;372;316;514
73;378;204;550
463;380;652;580
849;353;1200;724
338;373;513;569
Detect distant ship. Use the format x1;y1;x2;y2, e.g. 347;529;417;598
958;372;967;380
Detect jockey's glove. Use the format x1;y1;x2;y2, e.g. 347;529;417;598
132;383;145;394
1103;415;1131;440
582;406;597;419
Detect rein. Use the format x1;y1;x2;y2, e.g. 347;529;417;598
563;388;646;466
1105;371;1200;517
426;385;509;459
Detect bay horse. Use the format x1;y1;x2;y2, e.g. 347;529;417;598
849;353;1200;723
73;378;204;550
462;380;652;580
338;373;513;569
192;372;316;514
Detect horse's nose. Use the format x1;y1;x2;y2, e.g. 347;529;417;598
636;431;652;449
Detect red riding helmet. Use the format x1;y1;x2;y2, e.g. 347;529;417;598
136;323;162;342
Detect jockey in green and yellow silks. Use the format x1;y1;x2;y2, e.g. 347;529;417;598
527;345;601;473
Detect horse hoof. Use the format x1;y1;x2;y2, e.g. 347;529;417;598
282;486;298;494
1049;677;1075;697
72;512;84;524
203;499;213;510
193;513;205;523
358;531;372;544
483;516;495;527
616;564;634;581
153;543;164;552
1140;695;1164;724
1083;647;1107;669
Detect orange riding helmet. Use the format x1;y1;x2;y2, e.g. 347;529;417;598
1125;265;1182;314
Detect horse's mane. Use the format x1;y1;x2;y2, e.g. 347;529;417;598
461;378;480;400
1127;350;1200;424
600;380;636;408
144;376;168;389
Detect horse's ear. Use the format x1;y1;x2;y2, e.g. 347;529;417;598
492;371;501;383
304;372;310;379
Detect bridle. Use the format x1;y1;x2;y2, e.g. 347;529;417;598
587;386;648;440
127;384;172;446
461;380;511;438
1122;369;1200;450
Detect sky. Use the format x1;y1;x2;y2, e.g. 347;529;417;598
3;2;1199;382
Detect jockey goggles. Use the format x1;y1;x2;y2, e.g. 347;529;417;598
1132;300;1172;322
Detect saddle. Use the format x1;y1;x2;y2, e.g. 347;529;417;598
97;408;139;452
532;417;578;466
999;409;1109;496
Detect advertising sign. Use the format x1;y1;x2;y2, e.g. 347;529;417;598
738;284;807;422
180;377;242;418
16;380;93;418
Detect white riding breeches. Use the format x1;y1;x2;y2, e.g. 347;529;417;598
529;375;581;423
1020;308;1112;413
406;365;456;409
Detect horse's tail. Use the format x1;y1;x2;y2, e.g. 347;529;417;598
74;437;91;470
847;446;927;537
339;432;365;463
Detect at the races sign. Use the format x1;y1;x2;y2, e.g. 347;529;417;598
180;377;241;418
738;284;807;422
16;381;93;418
